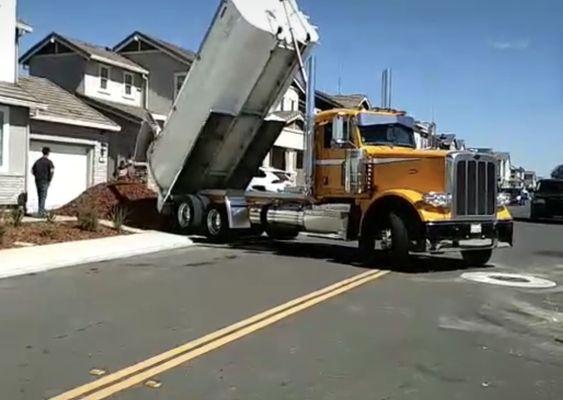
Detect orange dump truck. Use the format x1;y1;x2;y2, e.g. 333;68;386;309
142;0;513;267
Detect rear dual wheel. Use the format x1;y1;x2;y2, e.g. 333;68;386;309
203;204;229;242
175;195;205;232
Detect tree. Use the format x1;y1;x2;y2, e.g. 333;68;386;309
552;165;563;179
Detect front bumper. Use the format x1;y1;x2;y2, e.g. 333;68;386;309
419;220;513;253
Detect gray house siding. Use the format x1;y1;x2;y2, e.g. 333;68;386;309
0;106;29;206
119;51;189;115
27;54;86;94
30;120;110;184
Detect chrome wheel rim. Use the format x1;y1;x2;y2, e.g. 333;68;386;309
207;209;222;236
379;228;393;250
177;203;192;228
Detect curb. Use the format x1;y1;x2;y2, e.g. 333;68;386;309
0;232;194;280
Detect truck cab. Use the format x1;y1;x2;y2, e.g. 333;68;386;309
309;108;513;266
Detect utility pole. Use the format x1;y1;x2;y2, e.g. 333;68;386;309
380;68;393;108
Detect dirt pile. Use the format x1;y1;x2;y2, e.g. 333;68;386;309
57;181;165;230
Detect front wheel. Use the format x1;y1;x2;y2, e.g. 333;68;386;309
360;212;411;267
461;249;493;266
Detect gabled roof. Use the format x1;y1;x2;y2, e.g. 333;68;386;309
0;81;46;109
330;94;371;109
20;33;149;74
315;90;343;109
114;31;197;65
271;110;304;124
19;77;120;132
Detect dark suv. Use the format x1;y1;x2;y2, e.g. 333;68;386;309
530;179;563;220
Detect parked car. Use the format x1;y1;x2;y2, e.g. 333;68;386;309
500;188;526;206
247;167;293;193
530;179;563;220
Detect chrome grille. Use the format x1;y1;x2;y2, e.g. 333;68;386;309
453;156;497;218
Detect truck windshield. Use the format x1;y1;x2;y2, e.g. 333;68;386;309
359;124;416;148
537;181;563;194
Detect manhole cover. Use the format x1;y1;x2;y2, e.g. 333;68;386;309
461;272;557;289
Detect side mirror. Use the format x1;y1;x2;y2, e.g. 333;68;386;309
332;115;348;145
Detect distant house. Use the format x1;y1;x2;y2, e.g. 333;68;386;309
330;94;371;110
495;152;512;189
1;2;120;212
414;121;435;149
523;170;537;190
432;133;465;151
20;32;150;175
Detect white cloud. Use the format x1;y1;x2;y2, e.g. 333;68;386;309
488;39;531;51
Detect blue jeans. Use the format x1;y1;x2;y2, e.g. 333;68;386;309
36;180;50;216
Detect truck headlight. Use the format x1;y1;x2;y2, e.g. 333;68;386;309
497;192;511;207
423;192;452;208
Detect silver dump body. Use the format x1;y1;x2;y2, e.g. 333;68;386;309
145;0;318;209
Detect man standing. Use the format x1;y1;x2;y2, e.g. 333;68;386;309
31;147;54;217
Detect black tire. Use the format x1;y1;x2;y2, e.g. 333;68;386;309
461;249;493;267
202;204;229;242
175;195;204;232
360;212;410;267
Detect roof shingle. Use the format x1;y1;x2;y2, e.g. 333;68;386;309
0;80;45;109
19;76;120;131
330;94;370;109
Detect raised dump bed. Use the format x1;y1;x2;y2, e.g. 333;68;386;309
146;0;318;209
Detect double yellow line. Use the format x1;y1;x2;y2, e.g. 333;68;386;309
51;269;389;400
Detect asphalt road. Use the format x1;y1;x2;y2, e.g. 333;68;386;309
1;214;562;399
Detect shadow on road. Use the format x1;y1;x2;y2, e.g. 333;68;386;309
194;237;495;274
514;217;563;226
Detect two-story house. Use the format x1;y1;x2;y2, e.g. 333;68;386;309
1;0;119;212
20;33;149;175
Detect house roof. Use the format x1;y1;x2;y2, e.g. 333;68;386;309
19;76;120;132
315;90;343;108
271;110;304;124
114;31;197;65
0;80;46;109
79;95;150;124
330;94;371;109
20;33;149;74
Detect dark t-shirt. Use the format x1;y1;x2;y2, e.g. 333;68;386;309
32;157;54;182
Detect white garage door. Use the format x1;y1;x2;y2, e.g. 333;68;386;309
27;140;91;213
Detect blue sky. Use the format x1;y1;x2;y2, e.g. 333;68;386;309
18;0;563;176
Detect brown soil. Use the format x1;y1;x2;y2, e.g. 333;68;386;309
0;222;123;250
56;181;165;230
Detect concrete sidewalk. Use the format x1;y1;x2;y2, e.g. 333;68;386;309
0;232;194;280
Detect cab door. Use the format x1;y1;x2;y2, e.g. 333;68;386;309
315;116;352;198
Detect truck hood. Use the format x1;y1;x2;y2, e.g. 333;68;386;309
363;146;448;159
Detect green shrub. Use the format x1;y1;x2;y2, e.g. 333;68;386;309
109;207;129;231
77;203;99;232
10;207;24;227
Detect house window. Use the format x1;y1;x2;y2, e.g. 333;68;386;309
99;65;110;90
124;73;134;96
291;99;296;111
174;72;187;100
0;106;9;172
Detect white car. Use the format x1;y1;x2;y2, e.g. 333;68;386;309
247;167;294;193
